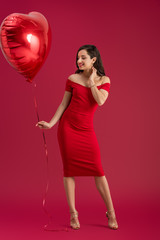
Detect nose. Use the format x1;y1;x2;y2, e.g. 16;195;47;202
77;57;82;62
78;60;83;65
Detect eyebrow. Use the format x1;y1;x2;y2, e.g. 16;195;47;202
78;55;86;57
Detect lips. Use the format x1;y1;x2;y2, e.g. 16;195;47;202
79;64;84;67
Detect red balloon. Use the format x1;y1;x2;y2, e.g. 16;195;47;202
0;11;51;83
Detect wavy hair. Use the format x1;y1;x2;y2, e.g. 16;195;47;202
75;44;106;76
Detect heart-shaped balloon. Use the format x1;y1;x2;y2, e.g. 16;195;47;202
0;11;51;83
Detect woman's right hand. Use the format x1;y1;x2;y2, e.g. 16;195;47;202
36;121;51;129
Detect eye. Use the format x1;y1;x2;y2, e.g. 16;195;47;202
77;57;86;60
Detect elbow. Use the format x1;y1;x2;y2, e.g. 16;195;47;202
98;96;109;106
98;99;107;106
98;101;104;106
98;98;104;106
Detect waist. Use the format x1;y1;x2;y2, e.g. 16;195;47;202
62;108;94;129
67;107;94;116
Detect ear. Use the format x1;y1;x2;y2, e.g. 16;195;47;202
93;57;97;63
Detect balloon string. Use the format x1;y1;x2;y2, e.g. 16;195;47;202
32;82;69;232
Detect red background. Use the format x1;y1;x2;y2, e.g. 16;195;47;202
0;0;160;239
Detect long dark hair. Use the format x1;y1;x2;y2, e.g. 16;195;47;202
75;44;106;76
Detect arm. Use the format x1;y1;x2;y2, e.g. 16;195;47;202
49;91;72;127
90;76;110;106
90;85;109;106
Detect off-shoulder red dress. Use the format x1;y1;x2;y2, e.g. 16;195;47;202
57;79;110;177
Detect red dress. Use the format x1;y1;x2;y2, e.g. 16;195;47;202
57;78;111;177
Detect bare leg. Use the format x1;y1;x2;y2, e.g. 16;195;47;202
63;177;80;229
63;177;76;213
94;175;114;210
94;175;118;229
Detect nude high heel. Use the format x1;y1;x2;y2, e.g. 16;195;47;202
106;209;118;230
70;210;80;230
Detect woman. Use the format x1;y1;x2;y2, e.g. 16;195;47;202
36;44;118;230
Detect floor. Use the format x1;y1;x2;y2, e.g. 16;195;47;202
0;199;159;240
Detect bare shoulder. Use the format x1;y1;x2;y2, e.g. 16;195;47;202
68;73;79;81
101;76;111;84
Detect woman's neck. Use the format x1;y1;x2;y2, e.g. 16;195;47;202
81;69;92;78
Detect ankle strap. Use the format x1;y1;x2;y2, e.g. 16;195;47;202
107;209;115;212
70;211;78;214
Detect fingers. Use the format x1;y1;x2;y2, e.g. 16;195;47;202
35;121;45;127
35;121;50;130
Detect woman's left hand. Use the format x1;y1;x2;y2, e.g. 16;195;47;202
88;67;97;87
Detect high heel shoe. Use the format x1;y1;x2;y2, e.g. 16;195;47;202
106;209;118;230
70;210;80;230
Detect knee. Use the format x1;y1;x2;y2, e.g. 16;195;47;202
94;175;105;180
63;176;75;182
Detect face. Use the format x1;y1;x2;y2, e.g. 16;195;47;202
77;49;96;70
